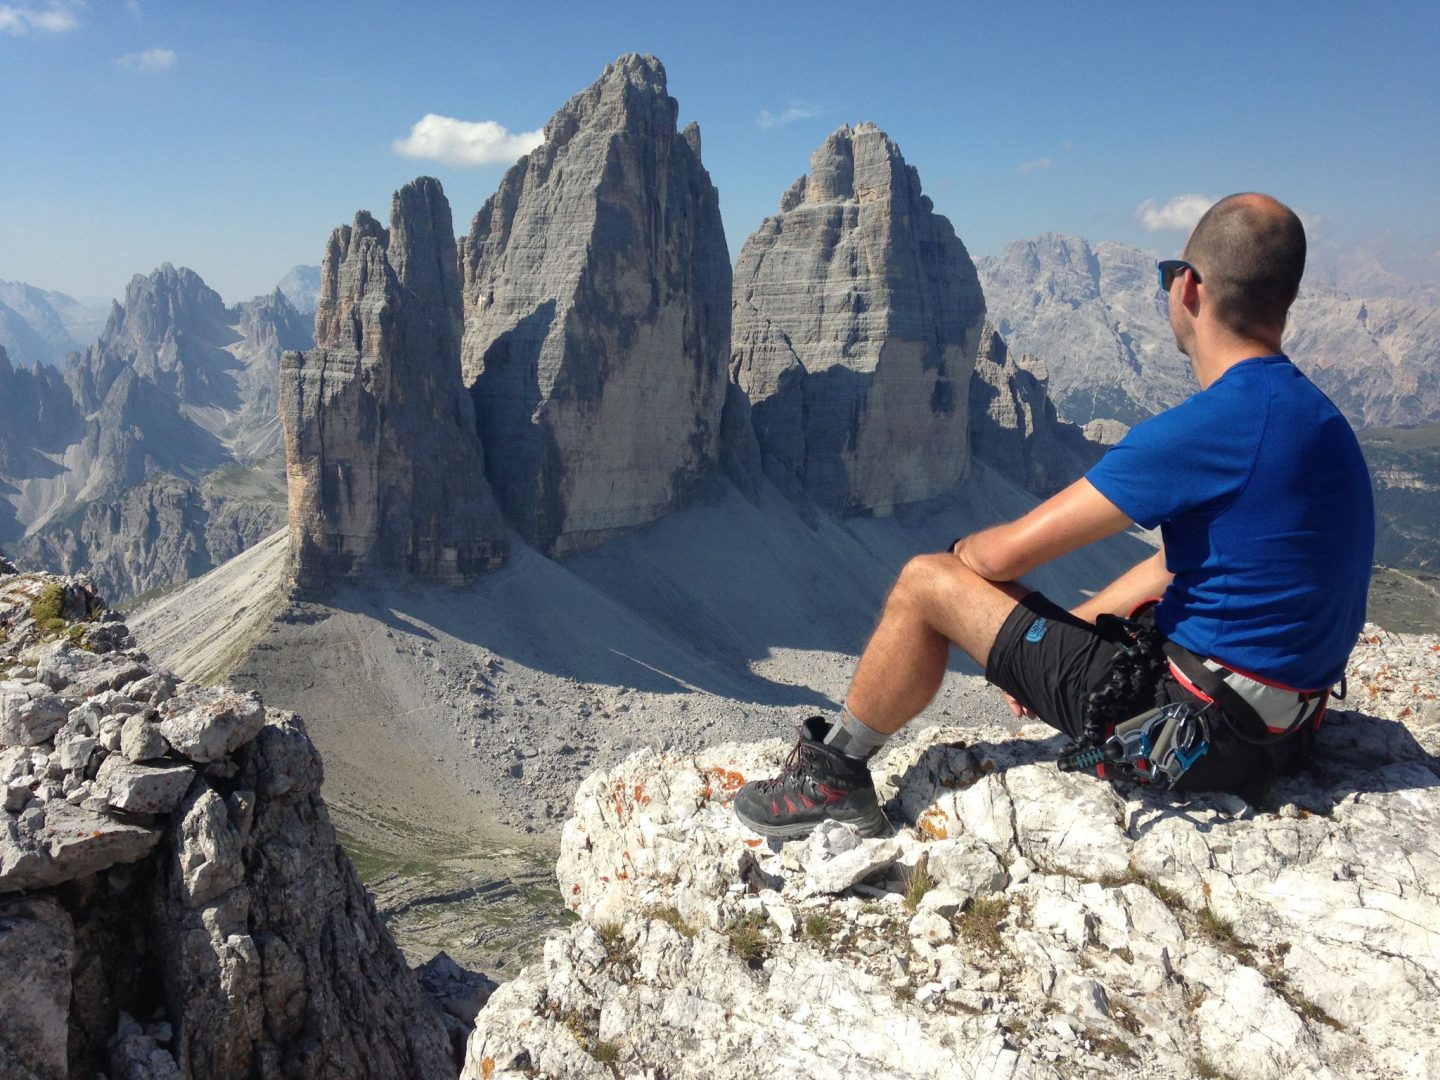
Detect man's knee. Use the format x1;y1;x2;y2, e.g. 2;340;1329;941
889;553;982;612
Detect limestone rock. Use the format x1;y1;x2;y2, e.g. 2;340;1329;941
731;123;986;515
461;54;731;556
0;562;455;1076
467;627;1440;1079
281;176;508;588
801;822;901;895
968;321;1103;496
0;682;69;746
155;685;265;762
152;713;455;1079
119;714;169;762
1;800;161;892
95;756;194;815
0;893;74;1080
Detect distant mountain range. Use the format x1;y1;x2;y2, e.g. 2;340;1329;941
0;265;312;600
976;234;1440;430
275;264;321;314
0;279;110;367
2;196;1437;603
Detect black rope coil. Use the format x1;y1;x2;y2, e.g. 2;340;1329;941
1079;614;1171;748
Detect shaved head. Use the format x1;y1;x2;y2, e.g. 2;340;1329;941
1184;193;1306;339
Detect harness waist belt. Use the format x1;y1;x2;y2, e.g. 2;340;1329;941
1163;642;1328;740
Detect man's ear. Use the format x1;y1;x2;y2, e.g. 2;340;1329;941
1179;269;1203;313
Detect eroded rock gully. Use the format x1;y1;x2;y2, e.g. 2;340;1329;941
464;629;1440;1080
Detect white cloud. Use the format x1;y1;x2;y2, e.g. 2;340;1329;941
1017;157;1052;174
1136;193;1215;232
756;103;825;130
115;47;175;73
391;114;544;168
0;2;80;35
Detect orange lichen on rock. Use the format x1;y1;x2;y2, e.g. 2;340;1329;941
482;1058;496;1079
703;767;746;796
917;808;950;840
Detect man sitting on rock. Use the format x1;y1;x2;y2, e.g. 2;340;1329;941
735;193;1375;838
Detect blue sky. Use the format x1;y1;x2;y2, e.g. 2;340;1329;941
3;0;1437;304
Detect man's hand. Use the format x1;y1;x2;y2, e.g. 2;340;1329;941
1005;692;1037;720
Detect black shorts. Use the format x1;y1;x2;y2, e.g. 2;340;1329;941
984;591;1303;798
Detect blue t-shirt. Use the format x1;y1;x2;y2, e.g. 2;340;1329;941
1086;355;1374;689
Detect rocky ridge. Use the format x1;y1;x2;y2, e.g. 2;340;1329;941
0;279;108;369
281;177;508;589
732;122;987;515
0;555;458;1078
3;266;310;602
976;233;1440;431
464;630;1440;1079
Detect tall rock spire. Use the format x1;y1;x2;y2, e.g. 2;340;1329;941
731;123;986;515
280;177;507;589
460;54;731;558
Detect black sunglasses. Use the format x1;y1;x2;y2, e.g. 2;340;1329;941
1157;259;1202;292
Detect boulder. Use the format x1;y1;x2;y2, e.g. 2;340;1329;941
156;686;265;762
0;682;69;746
95;756;194;815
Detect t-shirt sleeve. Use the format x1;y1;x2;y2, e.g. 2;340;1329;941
1085;389;1260;529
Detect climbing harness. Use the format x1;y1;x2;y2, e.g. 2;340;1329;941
1057;606;1331;788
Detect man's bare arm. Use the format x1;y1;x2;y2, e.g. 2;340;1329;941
1070;547;1173;623
952;478;1134;582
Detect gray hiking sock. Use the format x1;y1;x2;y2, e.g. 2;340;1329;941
822;703;891;761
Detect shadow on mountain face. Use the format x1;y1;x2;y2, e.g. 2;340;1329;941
313;465;1153;708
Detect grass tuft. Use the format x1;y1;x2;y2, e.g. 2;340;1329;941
589;1041;622;1064
30;583;67;632
957;896;1009;953
1089;1032;1136;1060
1098;861;1186;912
1197;906;1258;966
596;921;630;963
802;911;836;946
1190;1055;1236;1080
645;904;698;938
902;859;936;913
726;912;770;963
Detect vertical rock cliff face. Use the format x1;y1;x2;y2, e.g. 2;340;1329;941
968;321;1103;496
281;177;508;590
731;124;986;516
460;54;731;558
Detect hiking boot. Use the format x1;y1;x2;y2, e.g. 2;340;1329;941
733;716;890;839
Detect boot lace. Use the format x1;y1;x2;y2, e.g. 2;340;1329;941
756;739;815;792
